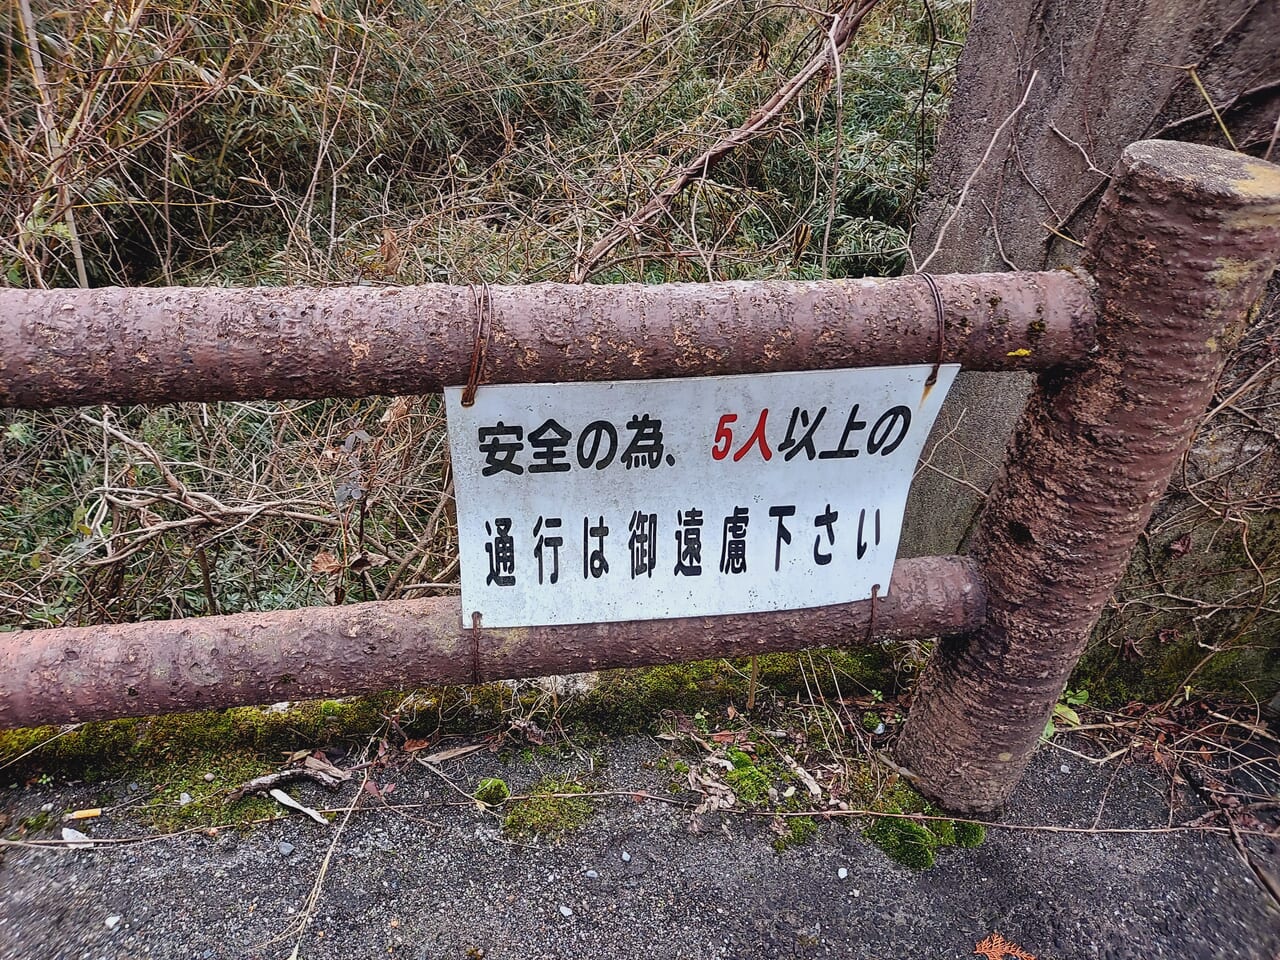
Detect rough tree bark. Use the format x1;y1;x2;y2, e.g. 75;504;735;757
0;273;1094;407
0;555;982;728
901;0;1280;557
897;141;1280;813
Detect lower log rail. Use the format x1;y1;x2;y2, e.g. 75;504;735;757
0;555;982;729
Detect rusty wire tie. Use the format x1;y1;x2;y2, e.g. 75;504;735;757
470;611;483;685
461;281;493;408
864;583;881;646
916;272;946;387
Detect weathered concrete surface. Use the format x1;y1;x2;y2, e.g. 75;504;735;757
901;0;1280;560
0;739;1276;960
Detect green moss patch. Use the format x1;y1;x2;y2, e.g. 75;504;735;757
773;815;819;852
474;777;511;807
856;778;986;869
502;777;594;839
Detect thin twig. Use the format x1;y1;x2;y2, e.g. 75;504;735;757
570;0;883;282
914;69;1039;273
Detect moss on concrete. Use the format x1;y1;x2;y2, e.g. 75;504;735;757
474;777;511;807
572;649;897;733
724;748;772;805
773;815;819;852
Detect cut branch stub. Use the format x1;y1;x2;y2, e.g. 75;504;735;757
895;140;1280;814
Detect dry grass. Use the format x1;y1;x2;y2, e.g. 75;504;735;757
0;0;965;628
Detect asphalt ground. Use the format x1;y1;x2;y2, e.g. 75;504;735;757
2;731;1278;960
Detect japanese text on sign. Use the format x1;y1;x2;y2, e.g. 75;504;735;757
445;365;958;628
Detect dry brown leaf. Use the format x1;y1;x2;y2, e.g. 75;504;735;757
310;551;343;575
419;743;485;764
348;551;388;573
379;228;401;272
402;737;433;753
303;754;351;781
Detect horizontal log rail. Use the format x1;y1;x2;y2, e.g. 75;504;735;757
0;271;1096;409
0;555;982;728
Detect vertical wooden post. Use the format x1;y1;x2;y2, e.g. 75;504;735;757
895;141;1280;813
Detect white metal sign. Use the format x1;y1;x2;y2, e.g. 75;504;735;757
445;364;958;628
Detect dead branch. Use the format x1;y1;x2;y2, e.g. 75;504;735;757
569;0;883;283
227;766;348;803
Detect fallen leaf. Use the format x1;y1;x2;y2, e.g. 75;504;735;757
269;788;330;825
303;754;351;781
310;551;343;575
348;551;388;573
402;738;433;753
783;754;822;797
419;743;485;764
975;932;1037;960
510;717;545;745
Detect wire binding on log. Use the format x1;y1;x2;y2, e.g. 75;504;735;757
461;282;492;407
470;610;483;684
864;583;880;645
916;272;946;387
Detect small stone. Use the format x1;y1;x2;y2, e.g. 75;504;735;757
620;851;631;863
105;916;121;930
178;792;192;806
278;841;296;856
559;905;573;918
584;870;598;880
127;783;139;793
873;723;886;735
204;773;215;782
852;889;861;898
40;803;53;813
837;868;848;880
1059;764;1071;774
